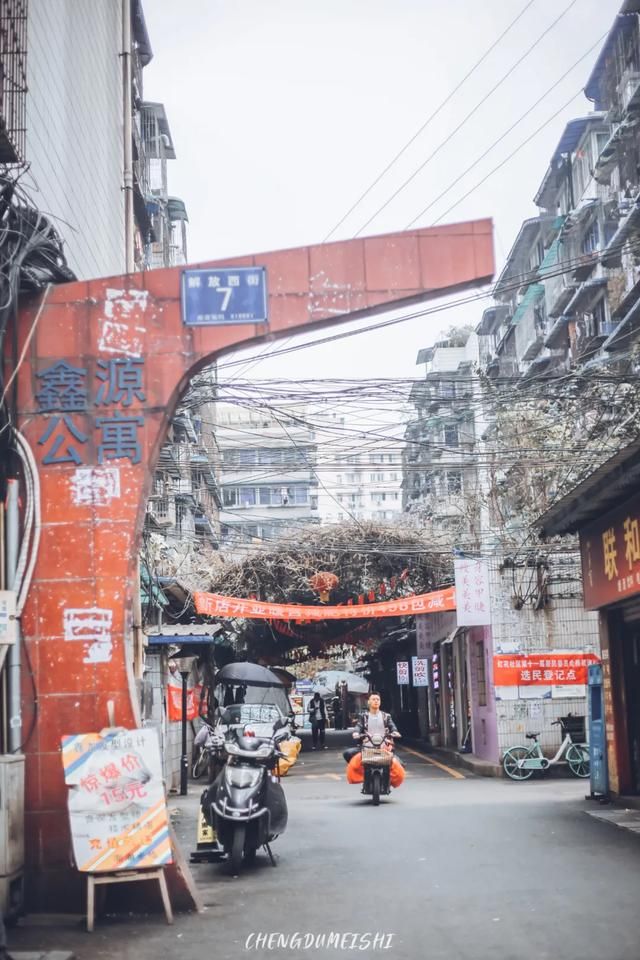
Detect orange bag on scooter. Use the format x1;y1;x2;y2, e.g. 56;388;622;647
346;753;405;788
346;752;364;783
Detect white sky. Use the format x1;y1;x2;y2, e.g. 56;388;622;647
144;0;619;379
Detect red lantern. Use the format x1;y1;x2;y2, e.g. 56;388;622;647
309;571;339;602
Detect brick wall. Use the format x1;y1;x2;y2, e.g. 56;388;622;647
488;553;599;757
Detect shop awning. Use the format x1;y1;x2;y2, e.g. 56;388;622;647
148;633;221;646
512;284;544;325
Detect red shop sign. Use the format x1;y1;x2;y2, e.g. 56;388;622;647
580;491;640;609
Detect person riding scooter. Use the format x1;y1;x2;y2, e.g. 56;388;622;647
343;692;399;762
344;693;405;791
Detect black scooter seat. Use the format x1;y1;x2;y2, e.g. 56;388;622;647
236;734;272;752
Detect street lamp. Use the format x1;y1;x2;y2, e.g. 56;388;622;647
170;654;197;796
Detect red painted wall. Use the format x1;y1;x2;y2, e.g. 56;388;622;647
10;220;493;904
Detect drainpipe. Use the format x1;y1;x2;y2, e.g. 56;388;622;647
6;479;21;752
122;0;135;273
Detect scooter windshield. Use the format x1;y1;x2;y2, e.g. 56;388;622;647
225;766;262;789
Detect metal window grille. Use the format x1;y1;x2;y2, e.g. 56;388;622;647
0;0;27;164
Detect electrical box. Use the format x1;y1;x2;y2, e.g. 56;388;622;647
0;755;24;876
588;664;609;799
0;591;17;646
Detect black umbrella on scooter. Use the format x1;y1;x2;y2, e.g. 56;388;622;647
215;661;285;687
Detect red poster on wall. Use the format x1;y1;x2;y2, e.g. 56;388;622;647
166;678;203;722
493;653;599;686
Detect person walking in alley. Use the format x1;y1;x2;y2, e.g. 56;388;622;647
308;692;327;749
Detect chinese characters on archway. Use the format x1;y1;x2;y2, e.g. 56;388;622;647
581;493;640;608
35;358;145;465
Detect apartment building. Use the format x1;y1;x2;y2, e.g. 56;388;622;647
1;0;188;279
216;404;319;549
403;333;482;548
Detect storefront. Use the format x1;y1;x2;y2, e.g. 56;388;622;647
539;440;640;798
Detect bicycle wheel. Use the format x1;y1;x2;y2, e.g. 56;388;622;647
503;746;534;780
566;743;590;778
192;748;207;780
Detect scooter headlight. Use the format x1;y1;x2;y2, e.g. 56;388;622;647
224;766;261;789
224;741;240;756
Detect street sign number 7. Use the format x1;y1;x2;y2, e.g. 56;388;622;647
217;287;232;311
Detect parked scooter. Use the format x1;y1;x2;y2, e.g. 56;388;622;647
202;718;290;874
192;719;226;783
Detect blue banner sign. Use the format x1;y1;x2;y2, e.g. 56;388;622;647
181;267;268;326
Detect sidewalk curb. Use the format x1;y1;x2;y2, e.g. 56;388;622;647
8;953;75;960
403;740;503;778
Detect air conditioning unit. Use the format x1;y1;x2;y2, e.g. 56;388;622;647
0;754;25;919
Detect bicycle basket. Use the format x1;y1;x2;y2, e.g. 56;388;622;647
361;746;393;766
560;715;585;743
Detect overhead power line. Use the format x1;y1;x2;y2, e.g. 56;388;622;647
405;31;607;228
351;0;579;237
321;0;536;242
217;233;640;370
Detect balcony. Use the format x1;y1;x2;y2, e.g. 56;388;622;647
0;1;28;164
544;314;569;350
620;70;640;113
544;270;579;319
157;446;181;476
146;498;175;528
601;196;640;268
513;285;545;362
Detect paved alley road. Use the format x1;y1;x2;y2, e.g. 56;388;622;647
10;731;640;960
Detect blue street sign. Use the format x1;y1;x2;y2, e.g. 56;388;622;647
181;267;268;326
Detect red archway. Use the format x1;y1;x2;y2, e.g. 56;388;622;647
11;219;493;904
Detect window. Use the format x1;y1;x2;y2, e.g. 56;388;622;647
476;641;487;707
290;486;309;505
239;487;256;506
446;471;462;494
223;487;257;507
443;425;459;447
239;449;256;465
389;472;399;480
259;487;273;505
258;449;282;465
593;296;608;335
370;472;384;482
581;220;599;254
440;381;456;400
369;454;383;463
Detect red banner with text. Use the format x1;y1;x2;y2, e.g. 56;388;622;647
493;653;599;686
194;587;456;621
